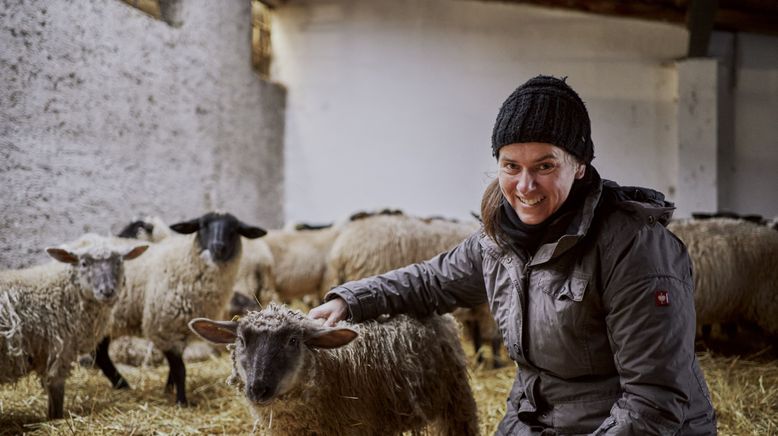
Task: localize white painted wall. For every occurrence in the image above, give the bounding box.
[274,0,686,223]
[728,33,778,218]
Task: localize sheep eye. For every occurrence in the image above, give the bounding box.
[288,336,298,347]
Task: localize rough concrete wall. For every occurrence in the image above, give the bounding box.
[0,0,285,269]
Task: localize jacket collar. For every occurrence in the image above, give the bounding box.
[528,167,604,266]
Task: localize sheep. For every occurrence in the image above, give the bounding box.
[0,234,148,419]
[113,215,340,307]
[234,236,276,305]
[102,290,261,369]
[320,213,503,366]
[101,215,266,370]
[189,304,479,436]
[94,212,266,405]
[258,224,341,305]
[115,215,172,242]
[667,218,778,342]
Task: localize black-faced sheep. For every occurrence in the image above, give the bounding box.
[94,212,266,405]
[189,304,478,436]
[0,234,148,419]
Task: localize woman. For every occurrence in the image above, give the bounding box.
[309,75,717,435]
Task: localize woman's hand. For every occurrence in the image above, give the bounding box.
[308,297,349,327]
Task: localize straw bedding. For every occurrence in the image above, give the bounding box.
[1,334,776,435]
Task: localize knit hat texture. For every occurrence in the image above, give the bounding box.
[491,75,594,163]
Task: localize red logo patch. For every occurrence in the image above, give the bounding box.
[655,290,670,306]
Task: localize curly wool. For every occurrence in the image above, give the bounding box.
[110,234,241,354]
[668,218,778,333]
[0,262,113,386]
[228,305,478,436]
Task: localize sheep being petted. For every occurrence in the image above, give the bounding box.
[667,218,778,338]
[189,304,479,436]
[95,212,266,405]
[320,213,503,365]
[0,234,148,419]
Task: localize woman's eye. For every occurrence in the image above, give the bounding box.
[503,163,520,173]
[537,163,555,173]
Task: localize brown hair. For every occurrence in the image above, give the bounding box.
[480,178,506,248]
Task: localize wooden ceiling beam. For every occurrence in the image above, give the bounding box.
[686,0,719,57]
[479,0,778,36]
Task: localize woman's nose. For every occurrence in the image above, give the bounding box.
[516,171,535,194]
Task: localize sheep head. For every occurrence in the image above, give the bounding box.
[46,234,148,303]
[189,304,357,404]
[169,212,266,263]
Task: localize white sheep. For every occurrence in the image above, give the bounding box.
[189,304,479,436]
[258,224,341,304]
[667,218,778,338]
[95,212,266,405]
[105,215,267,370]
[320,213,503,366]
[0,234,148,419]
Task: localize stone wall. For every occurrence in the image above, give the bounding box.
[0,0,285,269]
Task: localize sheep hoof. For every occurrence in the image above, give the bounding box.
[113,378,130,389]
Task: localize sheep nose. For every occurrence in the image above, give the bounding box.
[249,382,272,402]
[210,242,227,259]
[96,285,117,301]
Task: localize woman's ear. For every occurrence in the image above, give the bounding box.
[575,163,586,179]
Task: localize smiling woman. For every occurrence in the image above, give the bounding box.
[310,75,718,435]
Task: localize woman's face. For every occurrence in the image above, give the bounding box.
[498,142,585,225]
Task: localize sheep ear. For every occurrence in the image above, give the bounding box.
[122,245,149,260]
[46,247,78,264]
[238,221,267,239]
[170,218,201,234]
[188,318,238,344]
[304,327,358,349]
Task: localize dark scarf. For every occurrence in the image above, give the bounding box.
[499,168,595,255]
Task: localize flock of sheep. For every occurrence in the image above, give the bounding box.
[1,208,777,434]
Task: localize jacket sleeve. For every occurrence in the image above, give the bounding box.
[325,231,487,322]
[592,224,698,435]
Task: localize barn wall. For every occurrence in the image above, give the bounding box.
[274,0,685,223]
[0,0,285,269]
[274,0,778,223]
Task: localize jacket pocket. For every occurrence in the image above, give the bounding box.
[538,271,590,303]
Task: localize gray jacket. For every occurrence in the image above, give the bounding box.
[328,175,716,435]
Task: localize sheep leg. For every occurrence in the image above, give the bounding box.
[491,335,504,369]
[701,324,712,341]
[722,322,738,339]
[47,379,65,420]
[95,337,130,389]
[470,320,483,363]
[163,350,188,405]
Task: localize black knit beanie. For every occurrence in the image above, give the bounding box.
[491,75,594,164]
